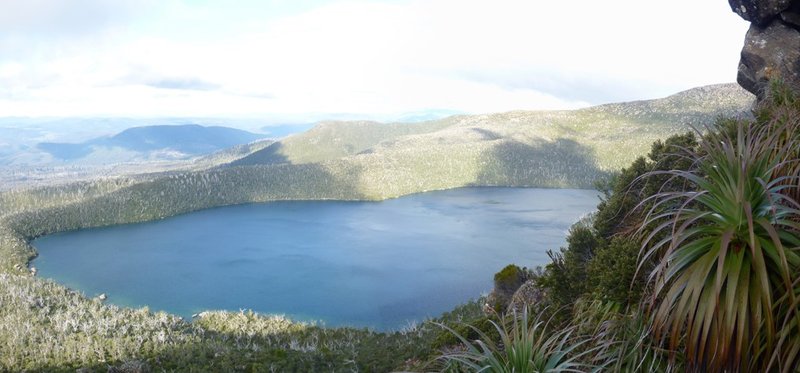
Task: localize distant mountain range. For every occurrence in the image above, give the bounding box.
[0,118,312,168]
[36,124,265,163]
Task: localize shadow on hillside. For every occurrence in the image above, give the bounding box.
[230,142,291,166]
[475,138,608,188]
[8,158,368,239]
[470,127,502,141]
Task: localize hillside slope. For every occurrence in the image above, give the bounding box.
[231,83,753,195]
[232,120,452,166]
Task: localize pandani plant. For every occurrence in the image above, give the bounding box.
[636,100,800,372]
[436,306,599,372]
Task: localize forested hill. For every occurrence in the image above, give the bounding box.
[229,83,753,194]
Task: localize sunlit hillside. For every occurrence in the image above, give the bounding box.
[233,83,753,196]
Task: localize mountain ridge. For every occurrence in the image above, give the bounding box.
[36,124,266,163]
[230,83,754,192]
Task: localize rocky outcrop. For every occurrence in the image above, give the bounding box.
[738,21,800,95]
[730,0,800,97]
[506,280,546,314]
[487,264,529,312]
[780,2,800,26]
[730,0,792,24]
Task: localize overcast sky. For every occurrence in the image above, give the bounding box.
[0,0,749,121]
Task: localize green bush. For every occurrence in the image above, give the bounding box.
[538,221,599,309]
[536,131,700,313]
[432,316,498,350]
[491,264,530,311]
[493,265,526,294]
[586,238,643,305]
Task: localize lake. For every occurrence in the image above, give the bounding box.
[32,187,598,330]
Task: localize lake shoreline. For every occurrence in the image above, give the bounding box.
[31,187,599,331]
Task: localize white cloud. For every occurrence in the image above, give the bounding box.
[0,0,150,36]
[0,0,750,119]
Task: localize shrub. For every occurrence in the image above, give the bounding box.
[586,238,643,305]
[537,220,599,310]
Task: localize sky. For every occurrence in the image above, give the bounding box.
[0,0,750,121]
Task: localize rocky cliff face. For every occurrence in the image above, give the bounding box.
[730,0,800,97]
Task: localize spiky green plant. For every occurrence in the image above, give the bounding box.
[436,307,597,372]
[758,80,800,207]
[637,121,800,371]
[572,300,675,372]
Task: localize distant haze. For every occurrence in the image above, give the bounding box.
[0,0,748,120]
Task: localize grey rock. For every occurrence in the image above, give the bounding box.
[738,20,800,97]
[729,0,792,25]
[780,2,800,27]
[506,280,546,314]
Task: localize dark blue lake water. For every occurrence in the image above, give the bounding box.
[33,187,598,330]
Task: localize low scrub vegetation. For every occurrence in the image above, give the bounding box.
[0,266,488,371]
